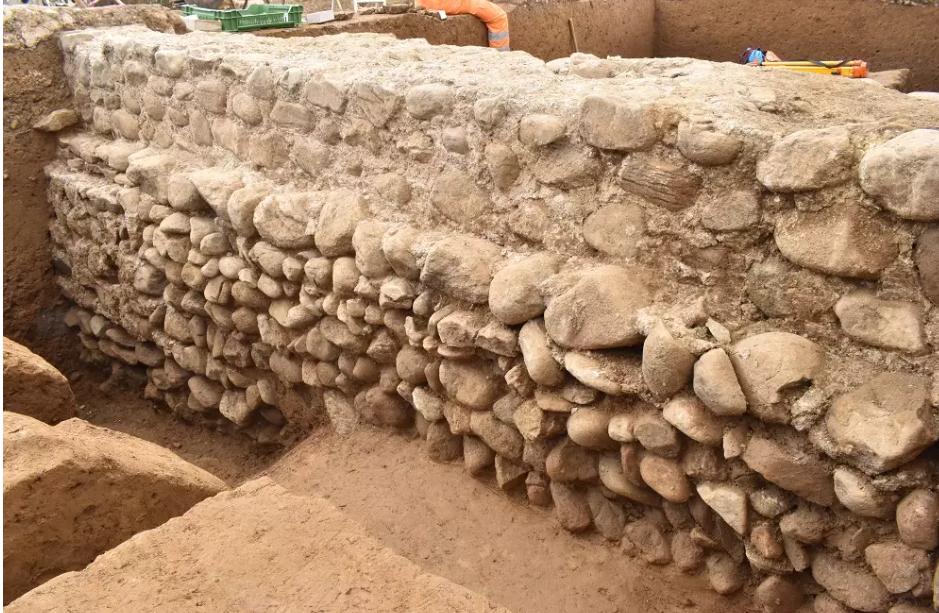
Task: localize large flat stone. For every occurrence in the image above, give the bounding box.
[728,332,824,421]
[544,266,651,350]
[826,373,937,474]
[811,551,893,613]
[741,432,835,506]
[914,226,939,305]
[859,129,939,221]
[6,478,513,613]
[834,291,925,353]
[773,204,897,280]
[420,235,502,305]
[757,127,855,192]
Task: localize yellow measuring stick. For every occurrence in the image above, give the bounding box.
[759,60,869,78]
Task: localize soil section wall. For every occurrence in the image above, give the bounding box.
[506,0,655,61]
[655,0,939,91]
[258,12,489,47]
[262,0,935,88]
[261,0,656,63]
[2,40,69,360]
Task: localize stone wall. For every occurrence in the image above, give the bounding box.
[51,26,939,612]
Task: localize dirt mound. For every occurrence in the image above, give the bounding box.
[6,477,514,613]
[3,413,227,603]
[3,337,76,424]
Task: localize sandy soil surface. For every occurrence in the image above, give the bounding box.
[265,427,758,613]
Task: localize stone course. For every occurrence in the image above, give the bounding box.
[47,27,939,613]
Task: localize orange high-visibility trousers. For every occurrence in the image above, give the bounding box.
[419,0,510,51]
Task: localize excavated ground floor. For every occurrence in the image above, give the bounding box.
[55,371,754,613]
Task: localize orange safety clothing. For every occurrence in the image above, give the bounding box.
[419,0,509,51]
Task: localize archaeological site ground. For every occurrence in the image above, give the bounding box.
[2,1,938,611]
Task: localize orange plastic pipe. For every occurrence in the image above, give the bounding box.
[419,0,510,51]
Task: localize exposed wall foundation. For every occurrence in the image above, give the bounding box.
[45,25,939,611]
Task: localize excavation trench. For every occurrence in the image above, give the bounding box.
[2,3,938,612]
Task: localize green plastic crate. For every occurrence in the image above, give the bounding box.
[182,4,302,32]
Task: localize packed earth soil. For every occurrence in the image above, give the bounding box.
[5,477,515,613]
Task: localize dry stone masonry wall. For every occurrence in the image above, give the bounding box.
[50,26,939,612]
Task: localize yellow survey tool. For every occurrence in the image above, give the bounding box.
[759,59,869,78]
[740,49,870,78]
